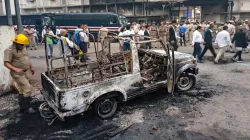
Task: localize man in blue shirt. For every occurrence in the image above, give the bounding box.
[179,22,187,46]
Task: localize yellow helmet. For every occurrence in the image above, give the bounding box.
[12,34,29,45]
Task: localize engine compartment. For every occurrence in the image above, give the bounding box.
[138,49,168,84]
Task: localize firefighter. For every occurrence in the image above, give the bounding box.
[150,21,159,48]
[98,24,109,50]
[159,22,167,45]
[4,34,36,114]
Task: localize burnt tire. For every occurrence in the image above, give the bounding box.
[93,95,118,119]
[175,74,196,92]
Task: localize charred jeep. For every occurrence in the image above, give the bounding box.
[39,34,198,125]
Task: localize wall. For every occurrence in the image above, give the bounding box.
[2,0,16,15]
[237,0,250,12]
[0,26,15,93]
[203,4,226,22]
[0,0,3,15]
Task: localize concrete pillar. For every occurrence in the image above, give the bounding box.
[0,26,16,93]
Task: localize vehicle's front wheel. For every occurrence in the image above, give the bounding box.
[93,96,118,119]
[175,74,196,91]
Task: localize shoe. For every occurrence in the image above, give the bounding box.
[34,48,37,50]
[214,61,218,64]
[231,57,237,62]
[237,59,243,63]
[198,60,204,63]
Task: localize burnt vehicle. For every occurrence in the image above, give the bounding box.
[39,34,198,125]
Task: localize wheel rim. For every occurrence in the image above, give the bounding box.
[177,76,193,91]
[98,99,115,114]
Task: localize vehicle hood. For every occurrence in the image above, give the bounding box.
[151,49,194,63]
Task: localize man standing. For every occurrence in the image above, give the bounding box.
[227,20,236,52]
[231,29,248,62]
[192,26,204,63]
[4,34,36,113]
[24,26,36,50]
[41,26,47,44]
[214,26,232,64]
[33,28,39,45]
[98,24,109,50]
[179,22,187,46]
[85,24,90,48]
[199,25,217,60]
[75,24,89,62]
[186,21,192,42]
[56,26,61,36]
[150,21,159,48]
[169,20,179,51]
[243,19,249,31]
[159,22,167,45]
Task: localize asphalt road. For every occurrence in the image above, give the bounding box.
[0,43,250,140]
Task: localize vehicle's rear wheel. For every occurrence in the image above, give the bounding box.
[175,74,196,91]
[93,96,118,119]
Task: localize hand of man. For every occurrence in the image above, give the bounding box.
[15,68,24,75]
[30,69,35,75]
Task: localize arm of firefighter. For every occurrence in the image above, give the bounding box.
[4,62,23,74]
[3,50,22,74]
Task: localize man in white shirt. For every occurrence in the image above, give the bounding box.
[56,26,61,36]
[214,26,232,63]
[33,29,38,45]
[192,26,204,63]
[41,26,47,44]
[23,26,36,50]
[122,25,132,51]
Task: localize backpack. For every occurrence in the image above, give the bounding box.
[74,31,81,46]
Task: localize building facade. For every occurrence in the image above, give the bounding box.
[1,0,232,22]
[231,0,250,20]
[0,0,3,15]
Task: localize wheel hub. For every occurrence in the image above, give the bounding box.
[179,77,190,88]
[99,99,113,114]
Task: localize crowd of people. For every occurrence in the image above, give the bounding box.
[21,19,250,64]
[118,19,250,63]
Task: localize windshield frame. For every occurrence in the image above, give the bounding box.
[42,16,55,26]
[119,16,128,26]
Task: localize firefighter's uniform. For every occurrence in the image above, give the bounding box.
[4,34,34,112]
[150,24,159,48]
[159,23,167,45]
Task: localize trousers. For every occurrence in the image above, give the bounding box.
[46,44,54,57]
[200,43,217,59]
[193,42,202,60]
[233,47,243,60]
[179,33,186,46]
[10,70,32,97]
[215,46,227,63]
[10,70,33,111]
